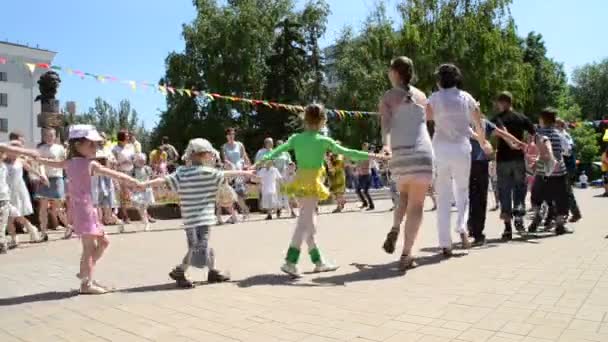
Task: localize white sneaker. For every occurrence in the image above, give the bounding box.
[281,263,301,278]
[28,226,41,242]
[313,263,339,273]
[118,224,126,234]
[143,222,150,232]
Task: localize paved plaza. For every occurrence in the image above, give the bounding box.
[1,189,608,342]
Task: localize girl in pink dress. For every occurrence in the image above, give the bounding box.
[38,125,142,295]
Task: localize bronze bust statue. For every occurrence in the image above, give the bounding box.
[35,71,61,103]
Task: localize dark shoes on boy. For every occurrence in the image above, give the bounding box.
[169,267,230,288]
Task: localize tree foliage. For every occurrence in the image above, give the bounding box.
[572,58,608,120]
[570,124,600,164]
[68,98,149,150]
[154,0,586,151]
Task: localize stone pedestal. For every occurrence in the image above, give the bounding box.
[36,99,65,140]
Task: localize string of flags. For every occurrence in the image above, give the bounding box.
[0,56,380,119]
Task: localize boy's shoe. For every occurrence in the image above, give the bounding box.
[472,236,486,247]
[513,217,525,234]
[41,232,49,242]
[568,214,582,223]
[207,269,230,283]
[501,231,513,242]
[555,225,570,236]
[281,263,301,278]
[265,214,273,220]
[0,243,8,254]
[169,268,194,288]
[143,223,151,232]
[80,281,108,295]
[313,263,339,273]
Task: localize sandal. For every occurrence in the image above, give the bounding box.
[460,233,471,250]
[399,254,417,271]
[382,229,399,254]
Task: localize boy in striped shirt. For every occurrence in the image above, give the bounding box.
[146,138,253,288]
[527,108,570,235]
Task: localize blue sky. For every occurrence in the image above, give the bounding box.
[2,0,606,129]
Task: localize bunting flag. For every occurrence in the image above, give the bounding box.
[2,54,381,119]
[25,63,36,74]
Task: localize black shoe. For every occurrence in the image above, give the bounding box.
[265,214,273,220]
[472,236,486,247]
[277,210,282,218]
[41,233,49,242]
[555,226,570,236]
[207,269,230,283]
[543,219,555,231]
[490,206,499,212]
[501,232,513,242]
[169,268,194,288]
[568,214,582,223]
[359,203,368,209]
[382,230,399,254]
[366,206,375,211]
[527,223,538,234]
[514,217,525,234]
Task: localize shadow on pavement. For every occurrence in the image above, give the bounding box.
[236,274,323,288]
[0,290,79,307]
[310,254,464,286]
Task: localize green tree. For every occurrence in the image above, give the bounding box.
[68,98,149,150]
[300,0,331,102]
[570,124,600,164]
[572,58,608,120]
[521,32,567,118]
[153,0,294,154]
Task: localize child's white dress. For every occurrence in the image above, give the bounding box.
[258,167,282,210]
[131,166,155,207]
[5,160,33,217]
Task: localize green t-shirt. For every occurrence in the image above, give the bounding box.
[264,131,369,169]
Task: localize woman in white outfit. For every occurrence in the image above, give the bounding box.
[427,64,482,256]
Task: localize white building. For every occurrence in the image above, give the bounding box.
[0,41,56,146]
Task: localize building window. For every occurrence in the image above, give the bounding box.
[0,72,6,82]
[0,93,7,106]
[0,118,7,133]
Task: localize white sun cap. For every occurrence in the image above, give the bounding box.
[68,124,103,142]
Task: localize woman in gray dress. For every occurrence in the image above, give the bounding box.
[380,56,434,270]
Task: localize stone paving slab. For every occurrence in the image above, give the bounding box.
[1,189,608,341]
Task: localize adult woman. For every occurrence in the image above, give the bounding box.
[221,127,252,218]
[36,128,71,241]
[427,64,482,255]
[380,56,434,270]
[112,130,135,225]
[327,152,346,213]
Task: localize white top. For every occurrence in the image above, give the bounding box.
[429,87,477,146]
[258,167,282,195]
[38,143,66,178]
[0,163,9,202]
[112,144,135,172]
[560,131,574,157]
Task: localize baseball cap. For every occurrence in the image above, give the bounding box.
[68,124,103,142]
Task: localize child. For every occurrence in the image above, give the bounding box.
[601,147,608,197]
[145,138,253,288]
[131,153,156,232]
[257,160,283,220]
[527,109,570,235]
[283,162,299,216]
[0,143,40,254]
[5,140,45,246]
[91,150,123,230]
[38,124,143,294]
[260,104,387,278]
[216,164,239,225]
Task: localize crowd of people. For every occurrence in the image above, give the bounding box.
[1,55,607,295]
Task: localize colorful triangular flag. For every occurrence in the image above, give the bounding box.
[25,62,36,73]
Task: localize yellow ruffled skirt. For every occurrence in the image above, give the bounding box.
[282,168,330,200]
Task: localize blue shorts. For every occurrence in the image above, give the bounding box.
[35,177,66,200]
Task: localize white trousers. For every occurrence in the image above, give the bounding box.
[290,197,318,250]
[434,142,471,248]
